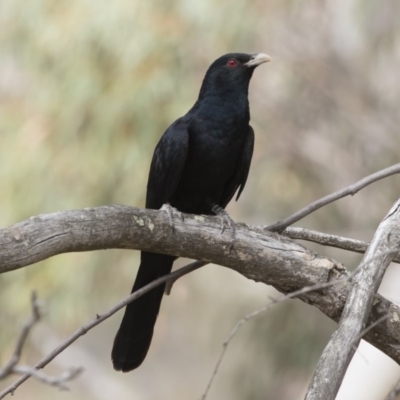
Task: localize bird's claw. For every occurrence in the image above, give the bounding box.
[212,204,236,249]
[161,203,184,232]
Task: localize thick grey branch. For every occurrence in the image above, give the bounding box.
[305,198,400,400]
[0,205,335,288]
[1,205,400,376]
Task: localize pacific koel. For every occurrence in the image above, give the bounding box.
[112,52,271,372]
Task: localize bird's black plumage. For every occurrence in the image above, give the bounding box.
[112,52,270,372]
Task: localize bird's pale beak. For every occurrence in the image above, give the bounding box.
[244,53,271,67]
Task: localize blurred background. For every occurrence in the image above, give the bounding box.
[1,0,400,399]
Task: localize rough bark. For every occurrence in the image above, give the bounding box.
[1,204,400,365]
[305,199,400,400]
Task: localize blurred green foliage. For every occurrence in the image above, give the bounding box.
[1,0,400,399]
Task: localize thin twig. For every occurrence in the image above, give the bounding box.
[282,227,367,253]
[12,365,83,391]
[200,249,398,400]
[0,260,205,399]
[265,163,400,232]
[0,292,83,394]
[165,261,207,295]
[201,273,351,399]
[0,292,41,380]
[349,313,391,360]
[353,313,390,345]
[282,227,400,264]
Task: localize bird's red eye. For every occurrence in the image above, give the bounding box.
[227,58,238,68]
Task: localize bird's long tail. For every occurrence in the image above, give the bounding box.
[112,252,175,372]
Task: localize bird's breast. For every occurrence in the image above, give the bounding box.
[170,122,247,213]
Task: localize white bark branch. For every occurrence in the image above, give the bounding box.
[202,270,358,400]
[305,198,400,400]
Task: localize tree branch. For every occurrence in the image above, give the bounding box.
[0,205,339,288]
[0,260,204,399]
[202,252,395,400]
[201,270,356,400]
[12,365,82,391]
[1,205,400,396]
[0,292,83,396]
[305,198,400,400]
[282,227,400,264]
[283,227,369,254]
[0,292,41,380]
[265,163,400,232]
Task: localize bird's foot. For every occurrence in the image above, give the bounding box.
[211,204,236,249]
[161,203,184,232]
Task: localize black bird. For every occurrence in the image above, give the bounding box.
[112,52,270,372]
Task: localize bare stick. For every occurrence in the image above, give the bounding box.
[0,292,83,394]
[12,365,83,391]
[265,163,400,232]
[283,227,400,264]
[352,313,390,345]
[305,198,400,400]
[0,260,205,399]
[0,292,40,379]
[200,284,339,399]
[165,261,206,295]
[201,250,397,400]
[282,227,368,253]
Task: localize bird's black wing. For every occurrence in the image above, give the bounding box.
[220,125,255,208]
[112,119,189,372]
[145,119,189,209]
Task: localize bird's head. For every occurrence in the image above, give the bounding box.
[199,53,271,99]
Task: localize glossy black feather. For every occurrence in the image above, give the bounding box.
[112,52,267,372]
[145,120,189,209]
